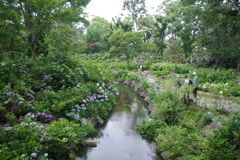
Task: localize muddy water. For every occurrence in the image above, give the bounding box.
[77,84,162,160]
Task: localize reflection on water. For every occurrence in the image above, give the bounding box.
[77,84,162,160]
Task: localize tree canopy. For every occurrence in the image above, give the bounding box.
[0,0,89,60]
[0,0,239,68]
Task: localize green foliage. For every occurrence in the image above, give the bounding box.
[178,109,203,129]
[199,113,240,159]
[108,29,143,69]
[196,68,237,83]
[0,50,117,159]
[196,68,239,96]
[85,17,112,53]
[45,118,94,159]
[155,125,197,157]
[141,81,151,90]
[150,88,184,125]
[0,124,44,160]
[135,120,164,139]
[150,63,193,77]
[200,113,214,127]
[0,118,95,160]
[123,0,147,31]
[1,0,90,60]
[5,113,16,125]
[163,39,185,63]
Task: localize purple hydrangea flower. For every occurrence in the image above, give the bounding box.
[41,83,46,87]
[4,124,10,127]
[221,115,226,118]
[7,92,13,96]
[44,76,49,81]
[29,104,33,108]
[27,94,35,100]
[31,153,37,158]
[44,76,53,82]
[4,98,12,104]
[29,90,35,94]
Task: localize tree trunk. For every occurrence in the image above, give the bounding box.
[31,42,36,60]
[31,33,37,60]
[9,38,14,51]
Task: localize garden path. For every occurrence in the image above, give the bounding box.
[146,74,240,109]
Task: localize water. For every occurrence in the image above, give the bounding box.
[77,84,162,160]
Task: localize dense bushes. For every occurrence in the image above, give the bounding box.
[0,52,117,159]
[134,77,240,159]
[110,62,240,159]
[147,62,239,96]
[150,63,193,77]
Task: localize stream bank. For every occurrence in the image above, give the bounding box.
[77,83,162,160]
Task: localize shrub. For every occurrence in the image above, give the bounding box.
[135,120,164,139]
[150,63,193,77]
[0,123,44,160]
[155,125,197,158]
[44,118,94,159]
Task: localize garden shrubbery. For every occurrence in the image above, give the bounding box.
[196,68,239,96]
[149,63,193,77]
[0,52,117,159]
[147,62,240,96]
[110,61,240,159]
[133,77,240,160]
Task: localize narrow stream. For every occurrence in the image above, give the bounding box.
[77,84,162,160]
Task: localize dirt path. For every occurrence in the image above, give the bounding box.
[146,73,239,109]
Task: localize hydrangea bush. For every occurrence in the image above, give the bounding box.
[0,53,117,159]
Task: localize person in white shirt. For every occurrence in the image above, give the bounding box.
[184,75,190,85]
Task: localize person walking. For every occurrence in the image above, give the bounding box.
[184,75,190,98]
[175,75,181,88]
[193,72,198,97]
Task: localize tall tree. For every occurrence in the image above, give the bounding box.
[123,0,147,32]
[181,0,240,67]
[108,29,143,68]
[1,0,89,60]
[85,17,112,53]
[0,0,24,54]
[111,16,133,32]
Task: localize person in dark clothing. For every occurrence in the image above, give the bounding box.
[193,72,198,97]
[175,75,181,88]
